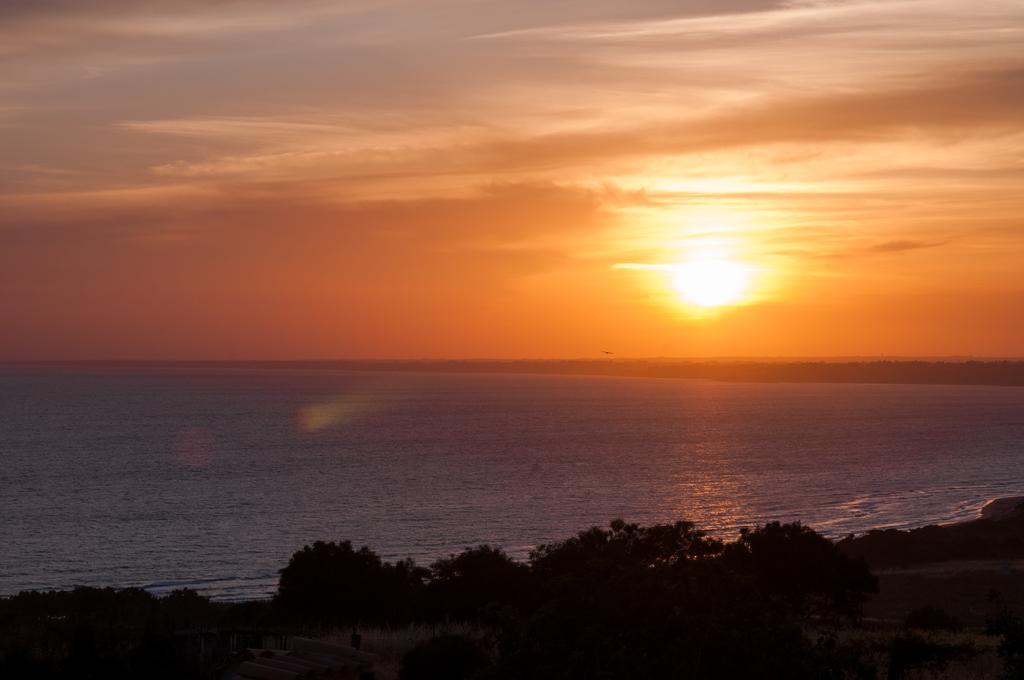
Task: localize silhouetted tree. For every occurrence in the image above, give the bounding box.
[427,546,531,621]
[0,587,203,679]
[529,519,722,580]
[726,521,877,620]
[275,540,427,626]
[486,520,871,679]
[0,519,889,679]
[161,588,212,629]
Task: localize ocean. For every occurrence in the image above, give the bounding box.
[2,365,1022,601]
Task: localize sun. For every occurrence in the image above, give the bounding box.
[672,257,752,308]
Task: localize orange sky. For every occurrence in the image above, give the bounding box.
[2,0,1022,359]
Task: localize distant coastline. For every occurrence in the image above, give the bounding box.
[839,495,1024,571]
[11,358,1024,386]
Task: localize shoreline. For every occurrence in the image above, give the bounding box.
[843,494,1024,576]
[977,496,1024,521]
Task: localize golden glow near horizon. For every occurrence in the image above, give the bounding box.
[1,0,1023,358]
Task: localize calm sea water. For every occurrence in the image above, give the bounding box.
[1,365,1022,601]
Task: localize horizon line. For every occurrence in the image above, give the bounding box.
[5,355,1024,364]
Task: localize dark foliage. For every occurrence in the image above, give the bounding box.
[425,545,531,621]
[2,520,885,679]
[885,633,975,680]
[488,520,876,680]
[904,605,961,632]
[215,598,274,628]
[988,611,1024,679]
[0,587,209,679]
[529,519,723,578]
[400,634,490,680]
[275,540,429,626]
[726,522,878,620]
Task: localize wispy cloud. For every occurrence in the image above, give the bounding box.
[862,240,948,255]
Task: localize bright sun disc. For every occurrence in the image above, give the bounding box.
[672,258,751,308]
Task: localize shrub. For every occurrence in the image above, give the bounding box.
[400,635,489,680]
[904,605,960,632]
[886,633,975,680]
[987,611,1024,679]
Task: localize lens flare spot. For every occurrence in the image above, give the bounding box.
[298,399,364,432]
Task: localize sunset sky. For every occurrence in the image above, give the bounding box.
[2,0,1022,359]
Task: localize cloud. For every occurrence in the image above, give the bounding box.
[0,0,787,62]
[0,0,224,20]
[471,69,1024,173]
[3,0,1020,203]
[0,0,784,27]
[862,240,947,255]
[0,0,365,62]
[484,0,1023,54]
[0,181,610,253]
[68,68,1020,195]
[768,237,952,261]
